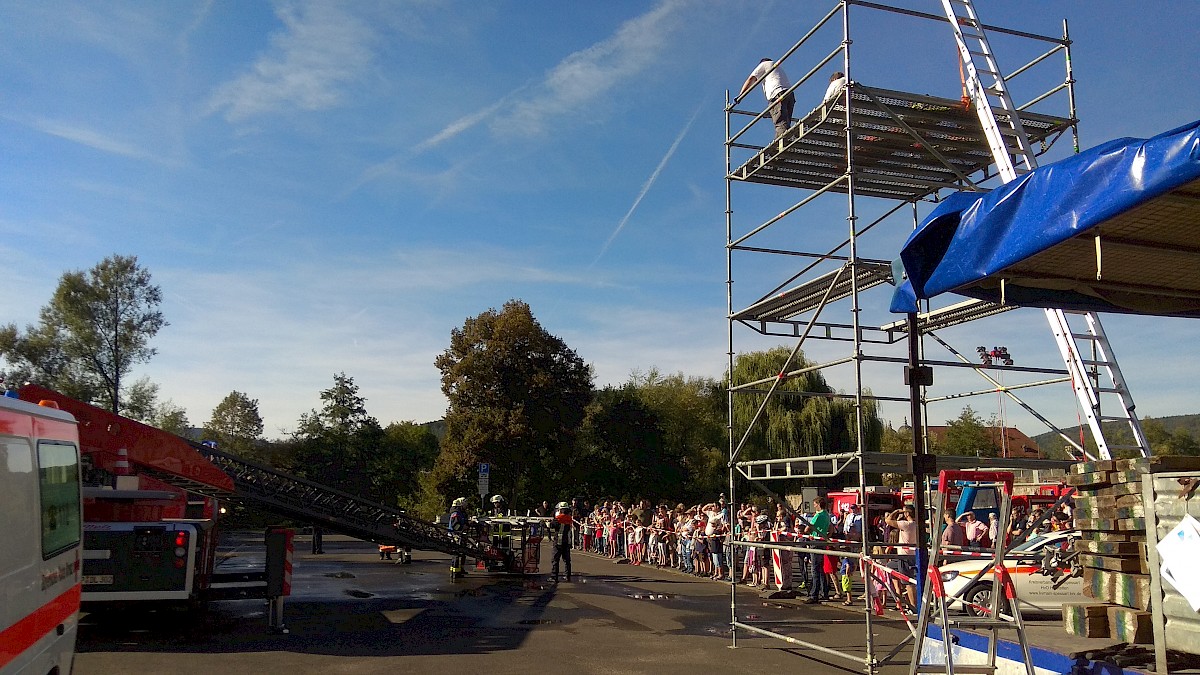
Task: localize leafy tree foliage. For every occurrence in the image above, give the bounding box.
[121,376,162,423]
[383,421,440,508]
[729,346,883,460]
[627,369,726,502]
[0,254,165,412]
[286,373,390,504]
[939,406,995,457]
[879,422,914,487]
[154,401,191,437]
[205,391,266,461]
[1143,418,1200,456]
[575,385,675,501]
[423,300,592,515]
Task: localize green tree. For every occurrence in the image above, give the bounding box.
[1144,418,1200,457]
[423,300,593,515]
[154,401,191,437]
[575,385,676,501]
[0,254,165,412]
[729,346,883,460]
[940,406,994,457]
[205,391,265,461]
[879,422,914,487]
[120,376,162,423]
[382,421,440,508]
[287,373,389,504]
[627,369,726,502]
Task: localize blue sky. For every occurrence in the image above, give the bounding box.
[2,1,1197,440]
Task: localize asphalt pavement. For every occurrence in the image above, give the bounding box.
[74,533,919,675]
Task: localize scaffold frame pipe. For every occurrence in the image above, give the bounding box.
[723,2,1082,671]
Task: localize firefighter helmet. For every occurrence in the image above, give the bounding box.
[490,494,505,504]
[555,501,569,510]
[452,497,466,507]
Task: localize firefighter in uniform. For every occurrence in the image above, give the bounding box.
[550,501,573,582]
[448,497,469,578]
[488,494,512,569]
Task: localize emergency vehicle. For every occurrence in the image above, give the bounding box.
[0,392,82,675]
[17,384,506,612]
[20,384,235,607]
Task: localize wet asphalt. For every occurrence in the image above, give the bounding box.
[73,532,918,675]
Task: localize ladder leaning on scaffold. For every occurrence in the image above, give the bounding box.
[938,0,1150,462]
[909,470,1033,675]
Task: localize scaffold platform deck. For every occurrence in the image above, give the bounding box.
[729,85,1074,201]
[734,450,1074,482]
[732,260,894,324]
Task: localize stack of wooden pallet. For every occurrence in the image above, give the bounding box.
[1059,456,1188,644]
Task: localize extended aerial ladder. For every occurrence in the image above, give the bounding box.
[188,442,501,562]
[22,384,502,567]
[939,0,1150,461]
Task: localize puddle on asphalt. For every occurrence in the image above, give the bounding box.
[324,571,356,579]
[455,587,486,598]
[627,593,675,600]
[343,589,373,598]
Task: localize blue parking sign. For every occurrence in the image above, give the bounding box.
[479,463,490,478]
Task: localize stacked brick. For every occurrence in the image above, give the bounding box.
[1059,456,1191,644]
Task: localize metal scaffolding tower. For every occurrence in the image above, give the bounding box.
[722,2,1096,671]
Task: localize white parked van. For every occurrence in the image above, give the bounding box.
[0,393,82,675]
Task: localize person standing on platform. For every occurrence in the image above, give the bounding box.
[738,58,795,138]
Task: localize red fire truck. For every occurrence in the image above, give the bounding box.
[20,384,235,606]
[0,392,82,674]
[17,384,508,613]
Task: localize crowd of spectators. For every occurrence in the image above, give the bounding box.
[553,488,1075,612]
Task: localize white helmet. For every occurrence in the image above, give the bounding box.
[555,501,569,510]
[490,494,505,504]
[452,497,466,507]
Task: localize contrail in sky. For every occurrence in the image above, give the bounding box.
[593,99,705,266]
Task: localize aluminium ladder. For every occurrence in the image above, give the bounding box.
[940,0,1150,461]
[909,470,1034,675]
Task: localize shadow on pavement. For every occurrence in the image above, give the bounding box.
[77,576,562,658]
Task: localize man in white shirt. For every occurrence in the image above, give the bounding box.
[824,71,847,104]
[739,58,795,137]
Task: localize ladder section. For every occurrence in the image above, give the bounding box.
[185,442,502,561]
[1045,309,1151,459]
[940,0,1035,181]
[910,470,1034,675]
[942,0,1149,461]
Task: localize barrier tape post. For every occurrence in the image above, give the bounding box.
[767,530,797,599]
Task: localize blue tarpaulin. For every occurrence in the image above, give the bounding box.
[891,119,1200,317]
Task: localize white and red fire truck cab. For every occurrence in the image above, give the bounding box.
[0,392,82,675]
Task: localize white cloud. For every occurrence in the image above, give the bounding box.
[26,117,167,164]
[139,243,619,432]
[208,1,375,121]
[594,99,704,264]
[414,0,689,151]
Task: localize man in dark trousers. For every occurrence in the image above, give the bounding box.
[550,501,573,583]
[448,497,469,578]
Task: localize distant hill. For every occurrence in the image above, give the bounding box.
[422,419,446,442]
[1032,413,1200,457]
